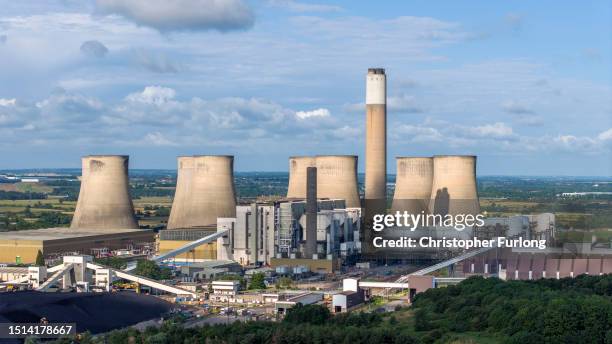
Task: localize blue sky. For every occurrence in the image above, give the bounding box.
[0,0,610,175]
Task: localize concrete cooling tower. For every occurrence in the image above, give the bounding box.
[315,155,361,208]
[71,155,139,230]
[364,68,387,203]
[286,156,316,199]
[167,155,236,229]
[428,155,480,216]
[391,157,433,215]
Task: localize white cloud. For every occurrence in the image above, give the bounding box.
[392,124,443,143]
[295,108,330,119]
[0,98,16,106]
[468,122,514,139]
[597,128,612,141]
[125,86,176,105]
[94,0,255,32]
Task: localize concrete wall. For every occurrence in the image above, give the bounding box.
[71,155,139,229]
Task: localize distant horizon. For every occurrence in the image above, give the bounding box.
[1,168,611,179]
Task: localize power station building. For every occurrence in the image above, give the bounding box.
[216,199,361,273]
[0,155,154,264]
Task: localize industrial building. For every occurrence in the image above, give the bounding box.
[217,198,361,273]
[474,213,556,243]
[0,227,154,264]
[332,278,366,313]
[0,155,153,264]
[157,228,218,262]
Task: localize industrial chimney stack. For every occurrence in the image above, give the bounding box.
[71,155,139,230]
[305,167,318,259]
[167,155,237,229]
[365,68,387,204]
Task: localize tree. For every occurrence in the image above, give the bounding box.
[134,260,173,280]
[249,273,266,290]
[35,250,45,266]
[284,304,330,325]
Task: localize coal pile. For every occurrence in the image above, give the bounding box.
[0,291,172,334]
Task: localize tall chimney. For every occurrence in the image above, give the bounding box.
[71,155,138,229]
[305,166,317,259]
[365,68,387,205]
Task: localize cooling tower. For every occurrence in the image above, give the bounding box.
[364,68,387,203]
[286,156,316,199]
[167,155,236,229]
[391,157,433,214]
[71,155,139,230]
[428,155,480,216]
[315,155,360,208]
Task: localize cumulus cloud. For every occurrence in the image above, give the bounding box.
[0,86,357,149]
[125,86,176,105]
[467,122,515,139]
[0,98,16,106]
[598,128,612,141]
[94,0,255,32]
[80,40,108,58]
[393,124,443,143]
[295,108,330,119]
[268,0,341,12]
